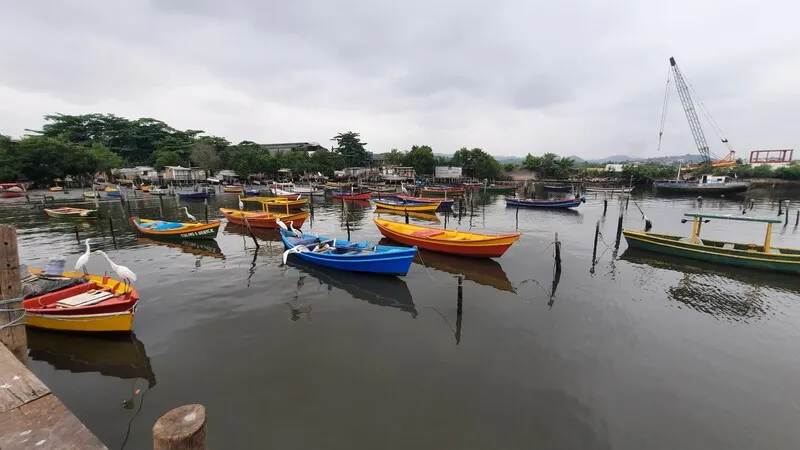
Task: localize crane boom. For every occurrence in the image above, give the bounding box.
[669,57,712,163]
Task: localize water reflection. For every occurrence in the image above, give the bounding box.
[223,223,282,243]
[400,243,514,293]
[620,248,799,321]
[27,329,156,387]
[137,238,224,259]
[287,259,417,317]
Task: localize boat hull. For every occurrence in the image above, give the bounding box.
[44,208,98,219]
[131,217,220,240]
[220,208,309,229]
[373,200,440,212]
[390,195,455,208]
[505,198,583,208]
[482,186,517,194]
[420,188,465,197]
[373,218,520,258]
[622,230,800,274]
[177,192,212,199]
[26,311,135,333]
[280,232,416,276]
[653,182,749,194]
[543,185,573,193]
[331,191,371,200]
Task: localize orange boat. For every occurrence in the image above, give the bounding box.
[373,217,521,258]
[240,196,308,212]
[219,208,309,229]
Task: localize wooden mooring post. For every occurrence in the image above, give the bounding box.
[603,199,608,216]
[74,225,81,244]
[153,404,207,450]
[0,225,26,364]
[108,216,117,248]
[615,203,624,247]
[796,210,799,227]
[554,232,562,272]
[456,274,463,315]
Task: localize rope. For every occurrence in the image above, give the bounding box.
[414,250,459,288]
[0,314,26,330]
[0,297,23,306]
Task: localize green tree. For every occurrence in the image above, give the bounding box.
[88,142,123,178]
[153,150,184,171]
[384,149,406,166]
[504,163,515,172]
[332,132,370,167]
[190,143,222,177]
[403,145,436,175]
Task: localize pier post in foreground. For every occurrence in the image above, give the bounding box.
[153,404,207,450]
[456,274,463,315]
[554,232,562,272]
[0,225,27,364]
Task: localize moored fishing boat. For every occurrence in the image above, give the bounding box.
[373,218,521,258]
[374,208,441,224]
[269,187,301,200]
[623,212,800,274]
[505,196,585,209]
[584,186,634,194]
[83,191,101,198]
[149,187,168,195]
[653,176,749,194]
[0,184,24,198]
[130,217,221,240]
[330,190,371,200]
[373,199,441,212]
[105,186,121,197]
[391,194,455,209]
[420,186,465,197]
[241,196,308,212]
[49,186,64,192]
[44,207,98,219]
[219,208,309,229]
[176,191,212,200]
[280,226,417,276]
[223,185,244,193]
[481,185,517,194]
[22,269,138,333]
[544,185,574,193]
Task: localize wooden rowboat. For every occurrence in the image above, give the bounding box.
[505,197,584,208]
[177,191,212,200]
[373,199,441,212]
[49,186,64,192]
[623,212,800,275]
[222,185,244,193]
[420,187,465,198]
[83,191,101,198]
[331,191,371,200]
[584,186,634,194]
[241,196,308,212]
[373,218,521,258]
[44,207,98,219]
[23,270,138,333]
[390,194,455,209]
[280,229,417,276]
[105,187,121,197]
[130,217,221,240]
[544,185,573,193]
[219,208,309,229]
[481,185,517,194]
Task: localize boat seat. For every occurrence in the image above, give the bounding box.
[678,237,704,245]
[723,243,735,249]
[294,237,319,247]
[153,222,183,231]
[411,229,444,238]
[768,248,781,254]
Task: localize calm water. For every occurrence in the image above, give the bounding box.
[2,187,800,450]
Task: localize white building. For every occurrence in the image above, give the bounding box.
[115,166,158,181]
[604,164,624,173]
[164,166,205,181]
[435,166,462,178]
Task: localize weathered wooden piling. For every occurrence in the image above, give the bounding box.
[778,199,783,216]
[603,199,608,215]
[592,220,599,263]
[108,217,117,248]
[515,201,519,230]
[615,204,624,246]
[785,202,789,226]
[0,225,26,364]
[554,232,562,271]
[796,210,799,227]
[153,404,207,450]
[239,213,260,248]
[204,200,209,224]
[74,225,80,244]
[456,274,463,314]
[346,220,351,241]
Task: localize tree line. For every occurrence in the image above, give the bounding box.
[0,113,512,184]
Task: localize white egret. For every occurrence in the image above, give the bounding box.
[94,250,137,291]
[182,207,197,222]
[288,221,302,238]
[282,245,309,265]
[275,217,288,231]
[238,197,244,210]
[74,239,92,274]
[401,185,409,195]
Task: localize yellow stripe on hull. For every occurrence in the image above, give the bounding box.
[26,312,135,333]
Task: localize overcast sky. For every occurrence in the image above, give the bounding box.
[1,0,798,159]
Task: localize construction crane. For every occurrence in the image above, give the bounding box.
[658,56,736,167]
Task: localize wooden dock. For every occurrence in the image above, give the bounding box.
[0,343,107,449]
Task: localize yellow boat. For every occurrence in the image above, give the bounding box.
[23,270,138,333]
[49,186,64,192]
[241,196,308,212]
[140,185,151,192]
[373,199,441,212]
[374,217,521,258]
[374,208,441,224]
[83,191,101,198]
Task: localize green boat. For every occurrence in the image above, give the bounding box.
[481,185,517,194]
[623,213,800,274]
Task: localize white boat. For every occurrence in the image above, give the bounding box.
[584,186,635,194]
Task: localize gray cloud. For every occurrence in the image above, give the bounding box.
[1,0,799,158]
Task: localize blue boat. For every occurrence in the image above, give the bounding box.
[177,191,212,200]
[279,229,417,276]
[505,196,585,208]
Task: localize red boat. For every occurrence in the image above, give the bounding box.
[0,183,24,198]
[330,191,371,200]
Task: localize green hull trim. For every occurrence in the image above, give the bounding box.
[623,231,800,275]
